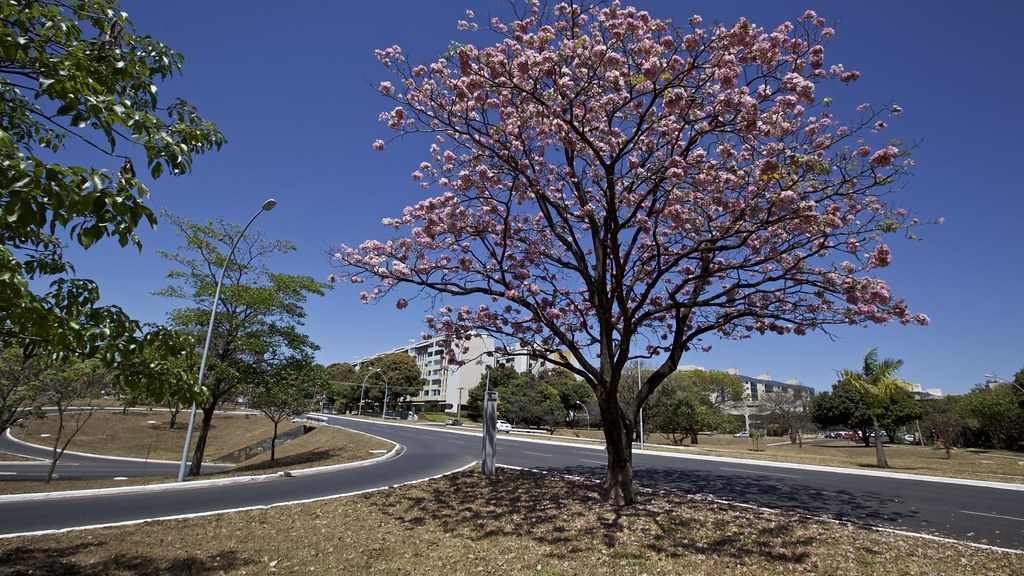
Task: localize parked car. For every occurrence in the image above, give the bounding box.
[496,419,513,433]
[443,418,461,426]
[903,433,916,442]
[733,430,749,438]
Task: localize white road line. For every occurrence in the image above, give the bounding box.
[720,466,800,478]
[958,510,1024,523]
[523,451,552,457]
[580,459,605,464]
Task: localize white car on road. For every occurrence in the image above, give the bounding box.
[496,420,513,433]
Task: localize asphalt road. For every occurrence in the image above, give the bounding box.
[2,416,1023,551]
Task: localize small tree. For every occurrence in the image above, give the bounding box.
[333,4,930,504]
[247,357,323,461]
[648,370,738,444]
[837,348,910,468]
[36,358,109,483]
[750,427,767,452]
[156,213,329,477]
[921,395,969,458]
[762,390,813,447]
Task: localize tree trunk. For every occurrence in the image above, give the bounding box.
[187,405,216,477]
[270,420,279,461]
[872,420,888,468]
[599,396,635,505]
[689,431,699,445]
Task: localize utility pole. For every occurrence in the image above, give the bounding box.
[457,387,464,419]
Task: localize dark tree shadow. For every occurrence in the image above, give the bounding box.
[0,543,252,575]
[534,463,922,528]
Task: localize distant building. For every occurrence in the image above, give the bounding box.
[353,333,572,414]
[907,382,943,399]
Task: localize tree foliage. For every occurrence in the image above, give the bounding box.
[0,0,224,361]
[466,365,572,429]
[647,369,739,444]
[835,348,912,467]
[920,395,969,458]
[760,390,813,446]
[358,353,426,412]
[0,347,45,433]
[246,356,324,461]
[331,3,930,504]
[156,213,329,476]
[34,357,110,482]
[325,362,360,412]
[959,384,1024,451]
[812,373,920,442]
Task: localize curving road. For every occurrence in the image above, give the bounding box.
[2,416,1024,551]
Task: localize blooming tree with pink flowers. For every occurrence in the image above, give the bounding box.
[331,2,931,504]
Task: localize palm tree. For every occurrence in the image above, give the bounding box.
[837,348,909,468]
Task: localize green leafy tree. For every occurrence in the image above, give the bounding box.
[0,0,224,361]
[246,356,324,461]
[108,324,197,429]
[921,395,970,458]
[502,374,564,431]
[536,367,594,426]
[325,362,360,412]
[360,353,425,412]
[647,370,738,444]
[1013,367,1024,411]
[466,364,523,418]
[960,384,1024,451]
[836,348,911,468]
[0,347,44,433]
[812,377,920,445]
[155,213,329,477]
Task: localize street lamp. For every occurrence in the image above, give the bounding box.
[380,372,390,422]
[177,198,277,482]
[358,368,382,416]
[575,400,590,432]
[985,373,1023,393]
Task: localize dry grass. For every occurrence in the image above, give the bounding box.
[639,434,1024,485]
[1,469,1022,575]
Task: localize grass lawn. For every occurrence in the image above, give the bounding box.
[2,411,1023,574]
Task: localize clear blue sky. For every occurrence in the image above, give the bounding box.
[71,1,1022,396]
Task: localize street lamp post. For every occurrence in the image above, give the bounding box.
[985,373,1023,393]
[177,199,277,482]
[575,400,590,432]
[380,373,390,422]
[358,368,382,416]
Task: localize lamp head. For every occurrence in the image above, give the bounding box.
[261,199,277,211]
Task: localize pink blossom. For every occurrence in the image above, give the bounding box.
[373,139,385,151]
[396,298,408,309]
[869,146,898,167]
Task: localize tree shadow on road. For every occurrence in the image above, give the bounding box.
[534,463,921,528]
